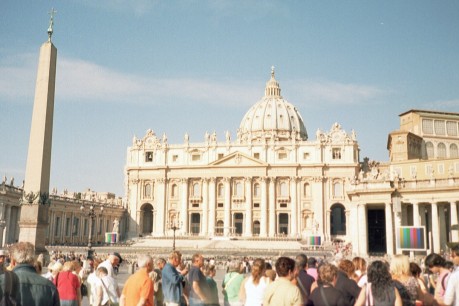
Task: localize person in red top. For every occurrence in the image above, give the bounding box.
[54,260,81,306]
[120,254,155,306]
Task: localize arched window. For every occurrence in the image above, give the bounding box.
[216,220,224,235]
[438,143,446,158]
[144,183,152,198]
[426,142,434,159]
[330,204,346,235]
[218,184,224,197]
[333,182,342,197]
[234,182,243,196]
[303,183,310,197]
[253,184,260,197]
[280,182,288,197]
[253,221,260,235]
[451,144,459,158]
[171,184,178,198]
[192,183,200,196]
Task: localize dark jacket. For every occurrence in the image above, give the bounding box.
[0,264,60,306]
[334,270,360,306]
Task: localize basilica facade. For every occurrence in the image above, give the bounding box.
[125,70,360,242]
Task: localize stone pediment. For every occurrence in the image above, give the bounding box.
[209,152,267,167]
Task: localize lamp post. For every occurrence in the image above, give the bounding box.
[80,203,104,259]
[167,221,182,251]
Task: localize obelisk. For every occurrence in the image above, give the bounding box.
[18,9,58,253]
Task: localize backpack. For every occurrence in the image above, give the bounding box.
[0,270,21,306]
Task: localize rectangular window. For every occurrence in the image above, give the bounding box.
[422,119,433,134]
[410,166,417,178]
[253,203,260,208]
[217,203,223,208]
[303,152,310,160]
[434,120,446,135]
[446,121,458,136]
[426,164,433,176]
[280,203,287,208]
[192,154,201,161]
[65,217,71,236]
[278,152,287,160]
[172,155,178,162]
[254,153,260,159]
[218,153,224,159]
[192,203,199,208]
[84,219,88,236]
[55,217,61,236]
[73,217,79,235]
[145,152,153,162]
[438,164,444,174]
[332,148,341,159]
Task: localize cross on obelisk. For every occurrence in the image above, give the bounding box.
[18,10,58,253]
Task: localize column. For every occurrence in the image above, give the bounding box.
[180,179,188,234]
[268,177,276,237]
[357,204,368,256]
[431,202,440,253]
[208,178,216,236]
[244,177,252,237]
[223,178,231,236]
[155,178,166,236]
[451,201,458,242]
[385,202,394,256]
[201,178,208,236]
[0,203,6,247]
[412,201,420,227]
[260,177,268,237]
[290,177,298,237]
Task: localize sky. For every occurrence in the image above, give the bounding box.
[1,1,458,197]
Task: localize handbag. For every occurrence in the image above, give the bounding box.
[80,283,88,297]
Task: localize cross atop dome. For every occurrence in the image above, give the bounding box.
[265,66,281,98]
[47,8,57,42]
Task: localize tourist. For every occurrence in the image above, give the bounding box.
[263,256,303,306]
[99,252,123,278]
[354,260,402,306]
[54,260,82,306]
[307,262,345,306]
[352,257,367,287]
[444,245,459,306]
[426,253,452,305]
[239,258,269,306]
[87,258,102,306]
[294,254,315,303]
[152,257,166,306]
[307,257,318,281]
[162,250,188,306]
[120,254,155,306]
[335,259,361,306]
[222,259,244,306]
[188,253,211,306]
[6,242,60,305]
[94,266,120,306]
[264,262,276,282]
[203,264,219,306]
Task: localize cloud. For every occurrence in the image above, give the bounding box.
[288,79,387,106]
[0,52,387,109]
[430,99,459,108]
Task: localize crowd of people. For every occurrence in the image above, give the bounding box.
[2,242,459,306]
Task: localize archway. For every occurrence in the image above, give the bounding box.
[278,213,289,235]
[234,213,243,235]
[190,213,201,235]
[141,203,154,235]
[330,203,346,236]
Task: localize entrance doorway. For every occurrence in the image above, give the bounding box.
[278,213,289,235]
[190,213,201,235]
[234,213,243,235]
[141,204,154,235]
[367,209,386,254]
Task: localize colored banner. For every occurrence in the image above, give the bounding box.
[309,236,321,246]
[397,227,425,250]
[105,232,118,243]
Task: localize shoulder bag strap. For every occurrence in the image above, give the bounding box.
[319,286,331,306]
[296,277,308,299]
[100,278,112,305]
[223,273,238,289]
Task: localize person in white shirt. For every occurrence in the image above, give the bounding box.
[95,266,120,306]
[443,246,459,306]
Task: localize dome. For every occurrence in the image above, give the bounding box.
[238,68,308,143]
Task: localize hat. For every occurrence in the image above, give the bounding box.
[110,252,123,264]
[0,250,7,257]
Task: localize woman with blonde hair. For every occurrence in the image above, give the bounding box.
[390,254,435,306]
[239,258,270,306]
[352,257,367,287]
